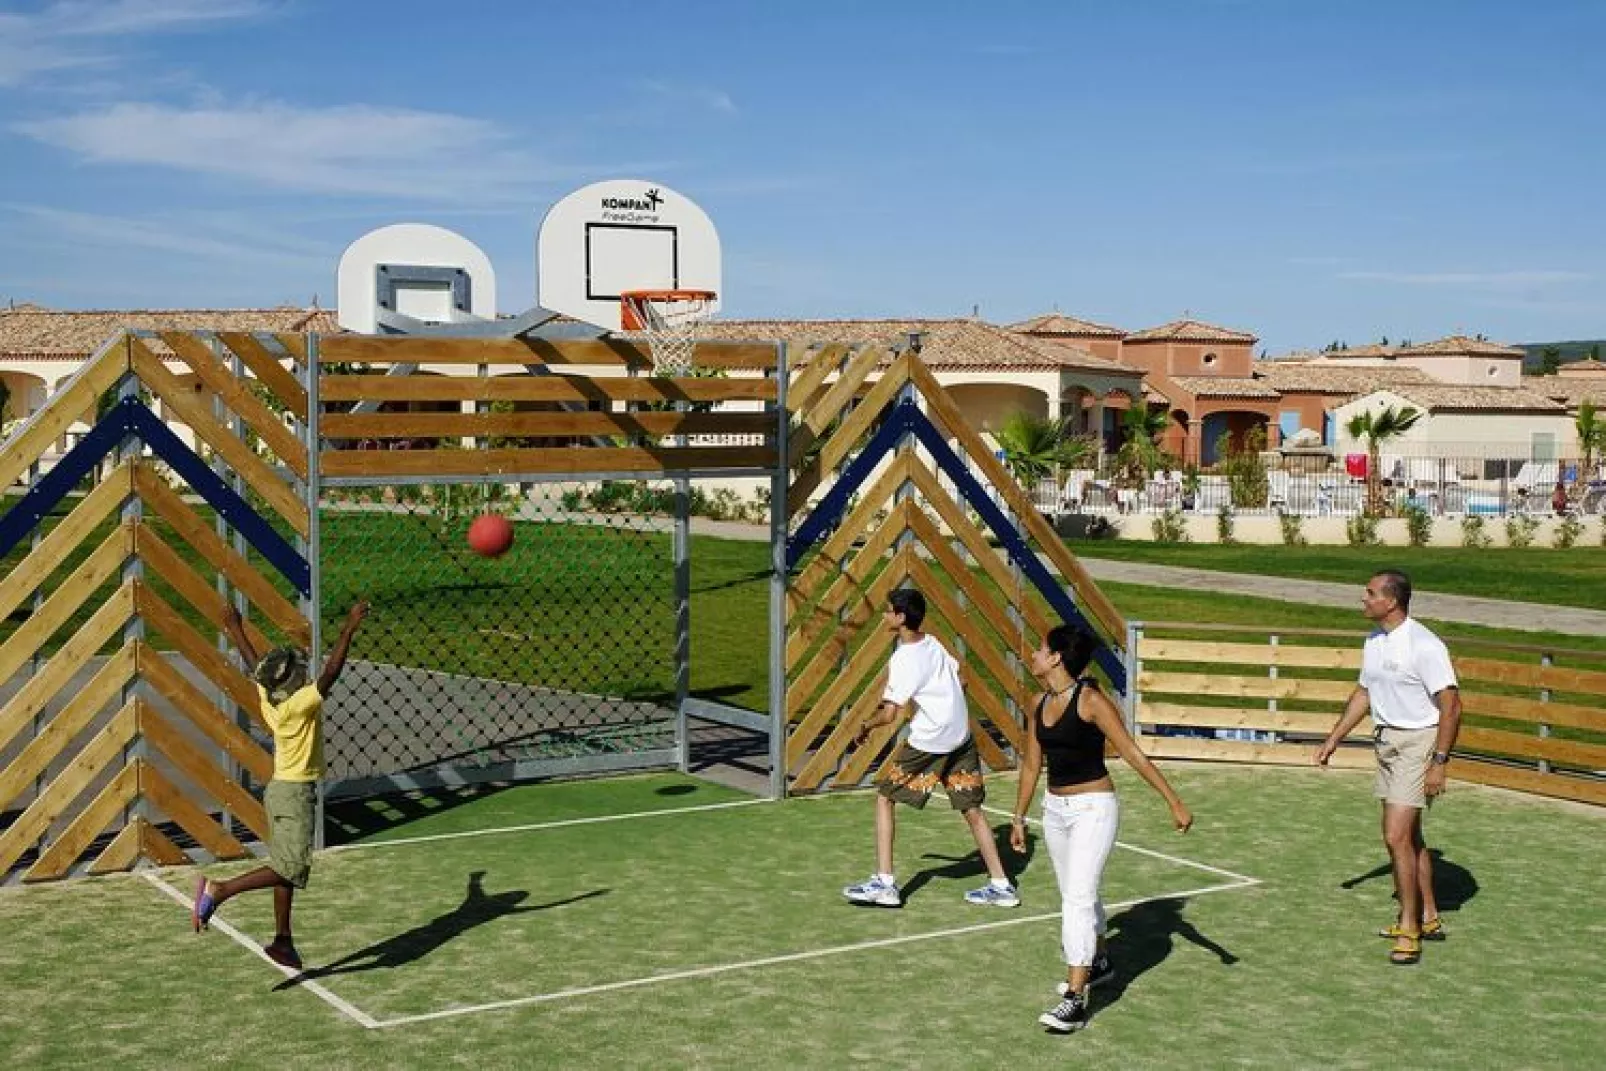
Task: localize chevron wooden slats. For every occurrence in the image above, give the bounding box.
[131,463,309,646]
[0,581,135,754]
[904,508,1029,660]
[138,726,261,851]
[789,350,912,474]
[134,523,272,656]
[0,336,129,493]
[786,498,912,670]
[134,761,250,868]
[788,452,918,611]
[87,818,145,875]
[0,646,136,813]
[787,545,912,723]
[134,582,260,715]
[792,673,887,791]
[138,641,272,782]
[0,704,139,875]
[785,344,847,415]
[213,332,309,422]
[157,331,309,480]
[0,461,133,623]
[0,522,133,686]
[128,337,310,538]
[136,820,193,867]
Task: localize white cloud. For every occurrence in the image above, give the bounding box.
[0,0,270,88]
[1338,270,1591,288]
[13,100,604,200]
[3,203,328,271]
[640,80,739,116]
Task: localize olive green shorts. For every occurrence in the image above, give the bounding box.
[264,779,316,889]
[876,738,986,811]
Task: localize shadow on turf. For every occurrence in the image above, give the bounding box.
[1094,898,1238,1015]
[273,871,608,991]
[894,822,1032,904]
[1339,849,1480,915]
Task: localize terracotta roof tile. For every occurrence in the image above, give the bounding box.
[1521,376,1606,406]
[0,305,334,357]
[1125,318,1258,344]
[1557,357,1606,376]
[1167,376,1282,400]
[1255,363,1435,396]
[1394,334,1525,358]
[1377,384,1565,413]
[1007,312,1127,338]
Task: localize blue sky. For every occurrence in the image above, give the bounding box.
[0,0,1601,354]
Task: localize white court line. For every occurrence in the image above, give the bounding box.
[142,872,381,1030]
[327,797,773,853]
[371,878,1257,1029]
[980,802,1263,886]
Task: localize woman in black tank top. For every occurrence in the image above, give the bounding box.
[1008,622,1194,1033]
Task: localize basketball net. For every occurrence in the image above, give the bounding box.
[620,289,716,377]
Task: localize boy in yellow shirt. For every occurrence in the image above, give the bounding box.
[193,599,369,970]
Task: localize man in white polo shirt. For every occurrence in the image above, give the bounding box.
[1315,569,1461,966]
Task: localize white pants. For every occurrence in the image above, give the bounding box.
[1042,791,1120,967]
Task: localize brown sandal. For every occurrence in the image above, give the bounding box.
[1379,918,1445,941]
[1389,934,1422,965]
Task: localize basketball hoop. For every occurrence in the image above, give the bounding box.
[620,289,716,377]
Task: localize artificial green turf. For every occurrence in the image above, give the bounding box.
[1,767,1601,1069]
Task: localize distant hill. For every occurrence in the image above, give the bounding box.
[1520,340,1605,372]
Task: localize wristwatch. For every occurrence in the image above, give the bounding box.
[1431,751,1451,766]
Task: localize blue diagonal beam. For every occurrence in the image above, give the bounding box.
[784,402,911,570]
[0,397,310,596]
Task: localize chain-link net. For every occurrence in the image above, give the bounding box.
[318,479,679,790]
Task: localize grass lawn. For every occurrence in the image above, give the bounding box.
[1,766,1601,1069]
[1064,541,1606,612]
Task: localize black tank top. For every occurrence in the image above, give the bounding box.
[1035,678,1109,788]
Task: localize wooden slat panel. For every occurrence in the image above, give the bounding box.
[831,680,905,788]
[0,581,135,754]
[87,817,144,875]
[908,557,1032,723]
[906,507,1026,659]
[0,521,133,685]
[0,645,137,812]
[320,409,776,440]
[23,760,142,882]
[788,546,911,719]
[129,338,310,538]
[905,359,1125,641]
[1453,656,1606,695]
[158,331,309,480]
[1450,759,1606,807]
[793,352,910,472]
[140,704,269,840]
[321,444,776,478]
[133,522,272,655]
[1459,692,1605,733]
[1456,726,1606,771]
[787,499,912,669]
[789,453,915,607]
[905,461,1052,641]
[792,673,886,792]
[318,374,776,404]
[1138,639,1362,670]
[1137,735,1375,769]
[785,344,848,415]
[140,820,193,867]
[0,707,139,877]
[272,333,309,366]
[0,337,130,493]
[1138,702,1369,738]
[0,461,133,622]
[795,345,888,436]
[134,582,259,714]
[317,335,779,370]
[1139,671,1355,703]
[133,464,309,646]
[215,332,309,419]
[139,641,273,775]
[139,762,250,862]
[956,656,1022,756]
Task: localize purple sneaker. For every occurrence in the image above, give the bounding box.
[192,877,217,933]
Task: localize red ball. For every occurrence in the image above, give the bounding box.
[467,514,514,558]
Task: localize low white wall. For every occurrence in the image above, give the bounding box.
[1104,513,1606,547]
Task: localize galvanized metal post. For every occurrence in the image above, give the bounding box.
[116,361,146,837]
[306,333,325,850]
[1123,621,1143,735]
[768,341,789,800]
[674,471,692,774]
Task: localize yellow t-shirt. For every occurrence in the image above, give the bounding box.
[258,682,324,782]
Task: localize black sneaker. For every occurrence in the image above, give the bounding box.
[1039,992,1089,1033]
[1056,954,1114,996]
[263,938,303,971]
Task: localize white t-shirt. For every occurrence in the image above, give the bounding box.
[1359,617,1458,730]
[883,634,971,754]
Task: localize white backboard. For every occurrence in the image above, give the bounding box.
[336,223,496,334]
[536,179,721,332]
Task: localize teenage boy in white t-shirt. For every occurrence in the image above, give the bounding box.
[1315,569,1461,966]
[842,588,1018,909]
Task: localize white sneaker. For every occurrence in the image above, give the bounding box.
[964,882,1020,908]
[843,875,901,907]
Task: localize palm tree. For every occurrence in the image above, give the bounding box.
[1345,404,1423,515]
[1575,400,1606,493]
[993,411,1096,486]
[1115,402,1171,483]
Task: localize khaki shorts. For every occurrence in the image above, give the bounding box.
[1374,727,1435,809]
[877,738,985,811]
[264,779,317,889]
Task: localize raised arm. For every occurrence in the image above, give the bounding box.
[317,599,370,696]
[221,605,259,670]
[1085,686,1193,832]
[1314,687,1371,766]
[1009,694,1045,853]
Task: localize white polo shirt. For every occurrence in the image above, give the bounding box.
[884,634,971,754]
[1359,617,1458,730]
